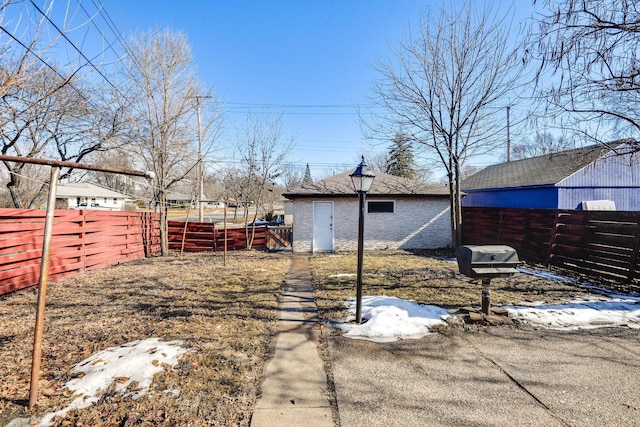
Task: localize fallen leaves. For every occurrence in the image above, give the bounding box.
[0,250,290,427]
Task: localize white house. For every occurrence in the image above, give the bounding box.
[283,171,452,253]
[56,182,129,210]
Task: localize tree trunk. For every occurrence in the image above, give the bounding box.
[453,163,463,248]
[159,190,169,256]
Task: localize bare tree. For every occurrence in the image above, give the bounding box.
[527,0,640,145]
[123,28,222,255]
[509,132,574,160]
[280,163,305,190]
[237,111,293,246]
[364,2,524,247]
[362,151,390,173]
[85,148,137,196]
[0,64,123,207]
[0,1,121,207]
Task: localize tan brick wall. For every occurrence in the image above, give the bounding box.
[291,197,451,252]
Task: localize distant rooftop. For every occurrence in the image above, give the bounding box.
[57,182,128,198]
[462,142,635,190]
[284,170,449,198]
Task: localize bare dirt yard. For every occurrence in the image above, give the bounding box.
[0,251,290,427]
[0,249,633,426]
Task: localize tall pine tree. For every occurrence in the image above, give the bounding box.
[302,163,313,184]
[386,132,416,179]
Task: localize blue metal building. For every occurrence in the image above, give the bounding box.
[461,141,640,211]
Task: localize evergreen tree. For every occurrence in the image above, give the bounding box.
[302,163,313,184]
[386,132,416,179]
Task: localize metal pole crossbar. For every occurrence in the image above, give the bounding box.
[1,155,154,409]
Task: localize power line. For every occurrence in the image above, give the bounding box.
[28,0,118,91]
[75,0,127,66]
[226,102,366,108]
[88,0,143,71]
[0,24,92,108]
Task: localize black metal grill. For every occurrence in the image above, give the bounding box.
[455,245,520,279]
[455,245,520,315]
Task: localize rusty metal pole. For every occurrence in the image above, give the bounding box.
[29,166,60,409]
[481,278,491,315]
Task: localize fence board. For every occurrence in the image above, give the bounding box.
[167,222,278,252]
[462,207,640,285]
[0,208,160,295]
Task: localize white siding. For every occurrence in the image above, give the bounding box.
[291,197,451,253]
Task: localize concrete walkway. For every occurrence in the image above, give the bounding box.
[250,255,334,427]
[251,254,640,426]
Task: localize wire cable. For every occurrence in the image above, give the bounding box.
[28,0,118,91]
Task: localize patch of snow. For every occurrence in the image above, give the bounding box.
[37,338,187,427]
[332,288,640,342]
[163,388,181,398]
[335,296,450,342]
[504,296,640,330]
[5,418,30,427]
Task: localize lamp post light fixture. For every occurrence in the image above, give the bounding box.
[350,156,375,324]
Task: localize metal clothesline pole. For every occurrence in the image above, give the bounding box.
[28,166,59,409]
[2,155,154,409]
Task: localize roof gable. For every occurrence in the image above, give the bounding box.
[462,142,633,191]
[284,170,449,198]
[57,182,128,199]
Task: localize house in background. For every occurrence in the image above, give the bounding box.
[461,141,640,210]
[56,182,129,210]
[283,170,451,253]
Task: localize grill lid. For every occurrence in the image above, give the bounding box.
[455,245,520,278]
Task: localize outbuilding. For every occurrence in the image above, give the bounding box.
[461,141,640,210]
[283,170,451,253]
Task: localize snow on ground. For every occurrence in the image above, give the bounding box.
[8,338,188,427]
[9,268,640,426]
[504,296,640,330]
[334,296,451,343]
[333,268,640,342]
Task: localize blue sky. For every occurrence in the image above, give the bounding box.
[104,0,431,179]
[5,1,535,181]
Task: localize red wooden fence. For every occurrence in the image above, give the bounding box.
[167,221,269,252]
[462,207,640,288]
[0,209,160,296]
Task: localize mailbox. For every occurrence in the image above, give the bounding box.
[455,245,520,279]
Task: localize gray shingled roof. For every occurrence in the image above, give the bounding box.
[284,170,449,198]
[57,182,128,198]
[462,144,617,190]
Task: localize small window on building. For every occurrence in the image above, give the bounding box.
[367,201,395,214]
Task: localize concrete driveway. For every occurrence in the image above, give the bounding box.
[328,327,640,427]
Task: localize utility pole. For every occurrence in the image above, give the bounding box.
[506,105,511,162]
[191,95,212,222]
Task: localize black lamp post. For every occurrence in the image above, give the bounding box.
[350,156,375,324]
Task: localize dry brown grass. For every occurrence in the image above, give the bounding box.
[1,248,618,426]
[0,251,290,427]
[310,250,603,324]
